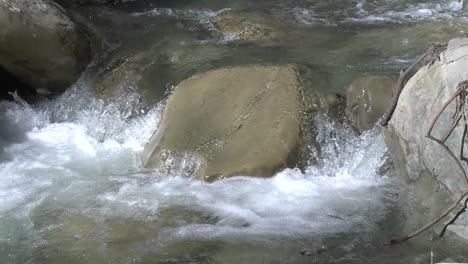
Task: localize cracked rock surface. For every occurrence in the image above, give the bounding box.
[142,65,305,181]
[385,38,468,240]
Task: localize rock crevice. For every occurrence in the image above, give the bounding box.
[142,65,305,181]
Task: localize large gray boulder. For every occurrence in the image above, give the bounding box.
[346,75,393,133]
[336,21,467,59]
[142,65,305,181]
[385,38,468,240]
[0,0,92,95]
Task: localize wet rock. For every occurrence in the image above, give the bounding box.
[92,43,230,116]
[296,66,336,114]
[142,65,305,181]
[44,213,161,263]
[385,38,468,241]
[0,0,93,96]
[345,75,393,133]
[93,51,170,111]
[0,66,37,101]
[210,11,287,41]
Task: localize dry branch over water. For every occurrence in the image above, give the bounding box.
[380,42,447,126]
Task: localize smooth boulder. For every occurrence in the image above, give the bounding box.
[346,75,393,133]
[385,38,468,240]
[0,0,92,95]
[142,65,304,181]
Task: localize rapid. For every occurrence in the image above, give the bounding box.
[1,0,468,263]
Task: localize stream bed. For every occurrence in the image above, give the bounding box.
[1,0,468,263]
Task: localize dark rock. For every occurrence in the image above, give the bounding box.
[346,75,393,133]
[0,0,93,97]
[92,51,170,111]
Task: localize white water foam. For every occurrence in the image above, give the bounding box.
[0,86,396,261]
[131,7,231,41]
[286,0,465,25]
[346,0,464,23]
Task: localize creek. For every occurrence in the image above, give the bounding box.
[1,0,468,263]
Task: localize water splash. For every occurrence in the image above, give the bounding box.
[346,0,464,23]
[0,88,396,262]
[131,7,231,39]
[0,86,393,260]
[276,0,466,25]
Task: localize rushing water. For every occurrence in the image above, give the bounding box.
[1,0,468,263]
[0,85,398,263]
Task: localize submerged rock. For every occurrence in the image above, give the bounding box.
[337,20,467,59]
[142,65,305,181]
[385,38,468,241]
[346,75,393,133]
[210,11,288,41]
[0,0,93,96]
[93,51,170,111]
[296,66,335,113]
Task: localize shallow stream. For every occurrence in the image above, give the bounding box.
[1,0,468,263]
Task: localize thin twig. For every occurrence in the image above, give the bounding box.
[439,196,468,237]
[441,115,461,143]
[426,87,468,185]
[460,124,468,164]
[390,190,468,244]
[391,81,468,244]
[381,43,447,126]
[441,94,464,142]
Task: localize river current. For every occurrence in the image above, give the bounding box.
[1,0,468,263]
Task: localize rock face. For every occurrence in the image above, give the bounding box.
[0,0,92,95]
[385,38,468,240]
[346,76,393,133]
[210,11,287,41]
[142,65,304,181]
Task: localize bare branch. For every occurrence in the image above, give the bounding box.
[390,191,468,244]
[381,43,447,126]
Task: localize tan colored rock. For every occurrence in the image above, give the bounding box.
[346,75,393,133]
[142,65,304,181]
[0,0,92,95]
